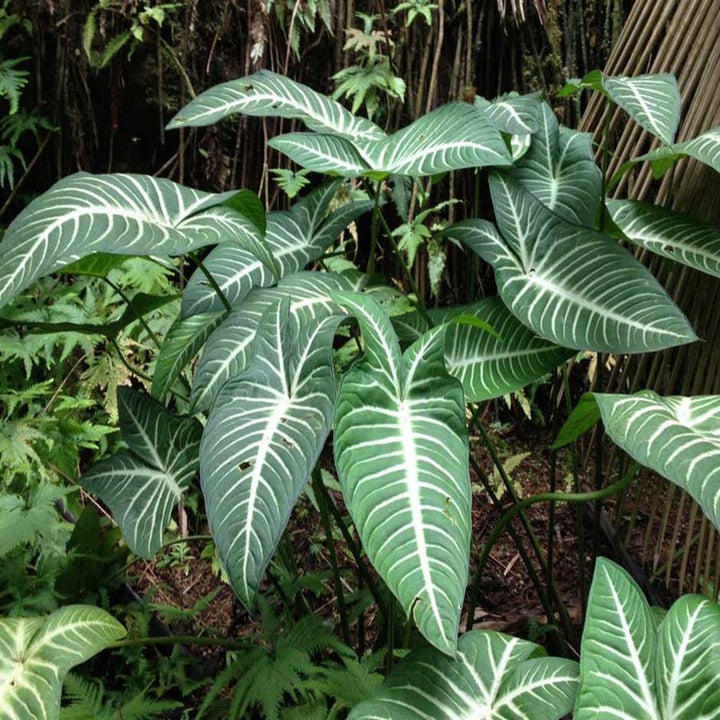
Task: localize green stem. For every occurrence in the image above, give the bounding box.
[473,465,637,596]
[319,478,388,619]
[376,207,433,328]
[562,364,586,616]
[367,183,381,275]
[194,257,233,313]
[312,468,352,646]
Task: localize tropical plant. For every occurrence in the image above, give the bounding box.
[1,65,720,718]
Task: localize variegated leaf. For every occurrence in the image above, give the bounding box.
[474,92,543,135]
[603,73,681,145]
[451,174,696,353]
[594,391,720,532]
[167,69,386,141]
[191,272,360,412]
[0,173,263,310]
[200,300,342,606]
[181,181,372,316]
[349,630,578,719]
[333,292,471,655]
[511,102,602,226]
[607,199,720,279]
[80,387,202,557]
[0,606,125,720]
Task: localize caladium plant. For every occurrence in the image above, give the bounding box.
[1,65,720,719]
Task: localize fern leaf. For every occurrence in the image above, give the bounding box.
[0,56,30,114]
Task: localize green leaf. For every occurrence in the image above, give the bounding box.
[349,630,578,719]
[576,557,720,720]
[332,292,471,655]
[200,300,342,606]
[358,102,512,177]
[60,253,136,278]
[594,391,720,533]
[552,392,601,449]
[80,387,202,557]
[268,132,371,176]
[223,188,266,236]
[181,181,372,317]
[191,272,360,412]
[167,69,386,141]
[607,199,720,279]
[474,92,543,135]
[655,595,720,719]
[576,557,660,719]
[0,172,261,310]
[443,297,572,402]
[510,102,602,227]
[602,73,681,145]
[451,174,696,353]
[151,311,225,400]
[0,605,125,720]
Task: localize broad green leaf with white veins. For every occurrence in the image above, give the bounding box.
[80,387,203,558]
[452,174,696,353]
[191,272,361,412]
[349,630,578,720]
[607,199,720,279]
[181,181,372,316]
[358,102,512,177]
[510,102,602,226]
[443,297,573,402]
[0,172,266,310]
[333,292,471,655]
[0,605,125,720]
[594,391,720,532]
[392,299,572,401]
[603,73,681,145]
[151,311,226,400]
[474,92,542,135]
[576,557,720,720]
[200,300,343,606]
[167,69,386,141]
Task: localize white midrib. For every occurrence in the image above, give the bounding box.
[397,398,445,636]
[606,571,661,718]
[241,396,292,598]
[662,603,703,717]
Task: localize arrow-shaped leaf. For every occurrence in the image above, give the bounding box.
[333,291,471,655]
[594,391,720,533]
[200,300,343,606]
[0,606,125,720]
[608,199,720,279]
[80,387,202,557]
[451,174,696,353]
[0,172,263,311]
[349,630,578,719]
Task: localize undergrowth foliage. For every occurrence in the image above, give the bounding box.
[0,65,719,719]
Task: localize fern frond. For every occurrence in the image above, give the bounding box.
[0,56,30,114]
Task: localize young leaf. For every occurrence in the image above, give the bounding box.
[602,73,681,145]
[607,199,720,279]
[80,387,202,558]
[594,391,720,532]
[332,292,471,655]
[349,630,578,719]
[0,606,125,720]
[510,102,602,227]
[200,301,343,607]
[552,392,601,449]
